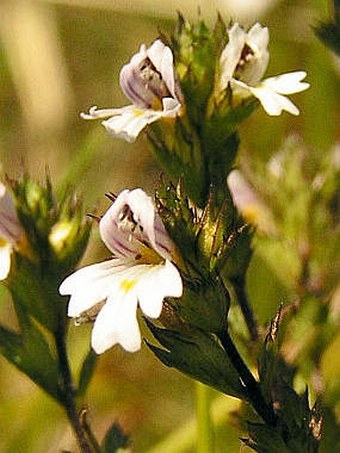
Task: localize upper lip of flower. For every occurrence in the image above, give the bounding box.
[0,182,23,245]
[80,40,183,142]
[119,40,180,109]
[98,188,175,262]
[59,188,183,354]
[0,181,24,280]
[219,22,270,90]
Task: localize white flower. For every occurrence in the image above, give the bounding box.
[218,23,309,116]
[59,188,183,354]
[81,40,183,142]
[0,182,24,280]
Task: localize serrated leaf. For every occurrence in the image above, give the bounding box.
[314,22,340,56]
[275,382,311,433]
[146,321,245,399]
[244,422,290,453]
[0,321,60,401]
[101,422,129,453]
[6,255,61,332]
[258,305,282,401]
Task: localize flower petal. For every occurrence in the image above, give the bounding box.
[60,259,128,317]
[138,260,183,318]
[102,106,161,143]
[120,43,165,109]
[219,22,270,92]
[0,182,23,243]
[91,293,140,353]
[147,40,177,99]
[247,23,269,56]
[249,85,300,115]
[262,71,309,94]
[219,23,245,91]
[99,188,154,256]
[0,242,12,280]
[99,188,175,261]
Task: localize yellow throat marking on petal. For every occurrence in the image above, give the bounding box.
[242,205,261,225]
[120,278,137,294]
[135,243,163,265]
[0,237,8,247]
[132,108,145,117]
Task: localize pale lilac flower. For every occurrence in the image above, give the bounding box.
[59,189,183,354]
[81,40,183,142]
[218,23,309,115]
[0,182,24,280]
[227,170,276,235]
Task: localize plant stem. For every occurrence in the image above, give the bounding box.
[231,277,259,341]
[55,324,92,453]
[219,328,277,427]
[195,381,213,453]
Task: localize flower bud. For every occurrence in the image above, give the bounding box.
[5,175,91,332]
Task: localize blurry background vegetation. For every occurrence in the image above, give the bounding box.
[0,0,338,451]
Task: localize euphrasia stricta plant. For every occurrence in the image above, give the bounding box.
[1,11,339,453]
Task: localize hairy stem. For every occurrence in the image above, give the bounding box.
[55,324,92,453]
[231,277,259,341]
[219,328,277,426]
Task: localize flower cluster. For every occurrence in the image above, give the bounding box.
[81,22,309,146]
[61,20,310,356]
[60,189,182,353]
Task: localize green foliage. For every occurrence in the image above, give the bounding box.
[170,13,227,125]
[314,22,340,55]
[246,138,340,296]
[101,422,130,453]
[172,275,230,335]
[245,309,322,452]
[146,320,245,399]
[0,4,338,452]
[0,317,60,401]
[77,349,97,398]
[151,16,260,208]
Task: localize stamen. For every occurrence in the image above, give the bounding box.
[86,213,101,222]
[120,278,137,293]
[105,192,117,202]
[75,301,105,325]
[80,106,122,120]
[138,58,171,101]
[236,44,255,72]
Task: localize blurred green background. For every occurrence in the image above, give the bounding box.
[0,0,339,451]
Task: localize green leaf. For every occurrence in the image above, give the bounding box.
[146,321,245,399]
[6,255,61,332]
[242,422,290,453]
[314,22,340,56]
[101,422,130,453]
[0,321,61,401]
[258,305,282,401]
[77,349,97,398]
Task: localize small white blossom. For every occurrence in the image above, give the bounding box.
[81,40,183,142]
[218,23,309,116]
[59,189,183,354]
[0,182,24,280]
